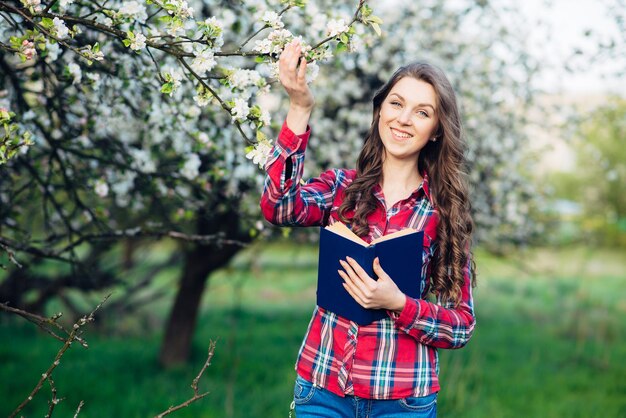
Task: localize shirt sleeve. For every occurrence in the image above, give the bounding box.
[389,221,476,349]
[260,121,339,227]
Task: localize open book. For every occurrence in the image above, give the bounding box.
[317,222,424,325]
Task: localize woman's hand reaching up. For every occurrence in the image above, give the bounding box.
[279,41,315,134]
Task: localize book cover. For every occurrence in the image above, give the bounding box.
[316,222,424,325]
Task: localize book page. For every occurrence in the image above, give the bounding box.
[371,228,419,245]
[325,222,369,247]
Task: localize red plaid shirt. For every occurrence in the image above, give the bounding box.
[260,122,476,399]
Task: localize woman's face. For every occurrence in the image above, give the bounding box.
[377,76,439,164]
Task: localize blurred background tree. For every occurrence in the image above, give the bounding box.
[1,0,542,365]
[549,99,626,247]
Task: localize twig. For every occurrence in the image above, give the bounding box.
[44,375,64,418]
[154,340,217,418]
[0,302,71,344]
[8,294,111,418]
[73,400,85,418]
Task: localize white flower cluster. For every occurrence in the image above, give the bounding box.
[245,139,273,168]
[67,63,81,84]
[253,29,293,54]
[59,0,75,9]
[94,178,109,197]
[165,0,194,19]
[21,0,41,13]
[305,61,320,83]
[45,41,60,62]
[129,148,156,173]
[180,153,201,180]
[228,69,262,90]
[163,68,183,96]
[191,47,217,76]
[53,17,69,39]
[130,33,146,50]
[193,87,213,107]
[118,1,148,24]
[261,11,284,29]
[326,18,349,37]
[230,98,250,122]
[198,17,224,50]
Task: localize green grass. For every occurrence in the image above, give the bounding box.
[1,243,626,417]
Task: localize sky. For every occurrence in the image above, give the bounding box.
[518,0,625,95]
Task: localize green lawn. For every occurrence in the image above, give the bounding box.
[1,243,626,417]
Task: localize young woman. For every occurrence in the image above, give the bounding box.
[260,41,476,418]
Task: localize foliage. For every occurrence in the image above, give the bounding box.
[549,98,626,247]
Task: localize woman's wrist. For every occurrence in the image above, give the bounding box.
[286,104,313,135]
[391,293,407,314]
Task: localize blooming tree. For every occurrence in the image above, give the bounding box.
[0,0,543,364]
[0,0,380,364]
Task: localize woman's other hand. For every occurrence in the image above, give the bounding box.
[338,257,407,314]
[279,40,314,134]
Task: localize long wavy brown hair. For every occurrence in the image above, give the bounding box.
[337,62,476,305]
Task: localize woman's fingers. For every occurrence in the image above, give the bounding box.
[338,269,369,308]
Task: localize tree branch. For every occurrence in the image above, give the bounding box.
[154,340,216,418]
[7,294,110,418]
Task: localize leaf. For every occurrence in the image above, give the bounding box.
[161,83,173,94]
[40,17,54,29]
[336,42,348,53]
[371,22,382,37]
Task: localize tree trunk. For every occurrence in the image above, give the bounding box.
[159,208,250,366]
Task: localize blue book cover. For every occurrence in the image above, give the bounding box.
[317,223,424,325]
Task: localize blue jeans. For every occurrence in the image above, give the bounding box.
[293,375,438,417]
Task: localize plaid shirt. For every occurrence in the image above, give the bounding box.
[260,122,476,399]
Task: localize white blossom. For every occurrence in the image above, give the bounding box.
[230,98,249,122]
[67,63,82,84]
[306,61,320,83]
[94,179,109,197]
[198,132,212,145]
[53,17,69,39]
[86,72,101,89]
[253,29,293,54]
[21,0,42,13]
[245,139,273,168]
[260,109,271,127]
[228,69,262,90]
[60,0,75,9]
[326,18,349,38]
[261,11,284,29]
[129,148,156,173]
[45,40,60,62]
[253,38,272,54]
[191,47,216,76]
[119,1,148,23]
[163,68,182,96]
[165,0,194,19]
[111,171,136,197]
[130,33,146,50]
[193,92,210,107]
[180,153,201,180]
